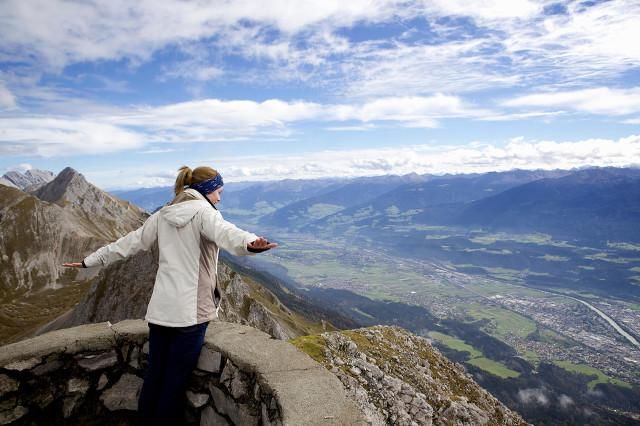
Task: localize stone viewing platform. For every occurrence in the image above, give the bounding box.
[0,320,366,425]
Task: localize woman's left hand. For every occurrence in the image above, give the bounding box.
[248,237,277,253]
[62,262,83,268]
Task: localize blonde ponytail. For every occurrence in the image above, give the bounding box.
[174,165,219,195]
[174,166,193,195]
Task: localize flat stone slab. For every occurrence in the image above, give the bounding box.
[261,368,367,426]
[206,321,367,425]
[110,319,149,345]
[197,348,222,373]
[204,321,319,373]
[0,374,18,395]
[0,322,115,367]
[77,350,118,371]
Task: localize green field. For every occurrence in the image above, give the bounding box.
[521,350,540,365]
[553,360,632,390]
[467,357,520,378]
[464,305,537,339]
[429,331,482,357]
[429,331,520,379]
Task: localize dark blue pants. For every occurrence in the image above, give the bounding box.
[137,321,209,425]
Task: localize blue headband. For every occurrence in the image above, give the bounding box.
[190,174,224,196]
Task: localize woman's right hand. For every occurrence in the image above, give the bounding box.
[62,262,83,268]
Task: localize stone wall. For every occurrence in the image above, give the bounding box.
[0,320,366,425]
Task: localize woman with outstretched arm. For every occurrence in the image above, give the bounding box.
[63,165,276,425]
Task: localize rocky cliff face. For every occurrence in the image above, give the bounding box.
[0,169,147,345]
[0,168,145,295]
[0,185,92,294]
[291,326,527,426]
[33,167,145,239]
[0,177,18,189]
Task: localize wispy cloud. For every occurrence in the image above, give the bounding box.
[0,82,16,109]
[209,134,640,181]
[0,0,404,71]
[86,133,640,188]
[0,95,475,155]
[4,1,638,97]
[518,388,549,406]
[503,87,640,116]
[0,117,144,156]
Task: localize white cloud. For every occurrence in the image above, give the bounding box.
[0,95,474,156]
[426,0,541,20]
[326,124,376,132]
[4,0,638,98]
[0,0,406,71]
[517,388,549,406]
[340,38,523,97]
[5,163,32,173]
[338,1,640,97]
[160,59,224,82]
[503,88,640,116]
[80,133,640,188]
[0,117,144,157]
[558,394,574,409]
[210,134,640,181]
[0,82,16,108]
[500,1,640,85]
[478,111,565,122]
[104,93,598,140]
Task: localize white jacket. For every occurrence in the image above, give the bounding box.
[84,188,258,327]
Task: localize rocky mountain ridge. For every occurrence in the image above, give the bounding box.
[1,168,55,191]
[34,167,146,239]
[0,168,145,293]
[0,168,147,344]
[291,325,527,425]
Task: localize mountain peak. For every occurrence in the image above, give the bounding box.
[34,167,90,204]
[31,166,146,239]
[57,166,81,178]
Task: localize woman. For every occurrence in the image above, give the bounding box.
[63,165,276,425]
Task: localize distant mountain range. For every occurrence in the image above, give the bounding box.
[113,166,640,244]
[1,168,55,191]
[455,167,640,241]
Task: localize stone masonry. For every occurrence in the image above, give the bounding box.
[0,320,366,425]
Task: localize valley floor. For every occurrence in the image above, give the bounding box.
[257,231,640,388]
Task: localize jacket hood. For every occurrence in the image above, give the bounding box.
[161,189,211,228]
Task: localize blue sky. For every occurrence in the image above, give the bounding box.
[1,0,639,189]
